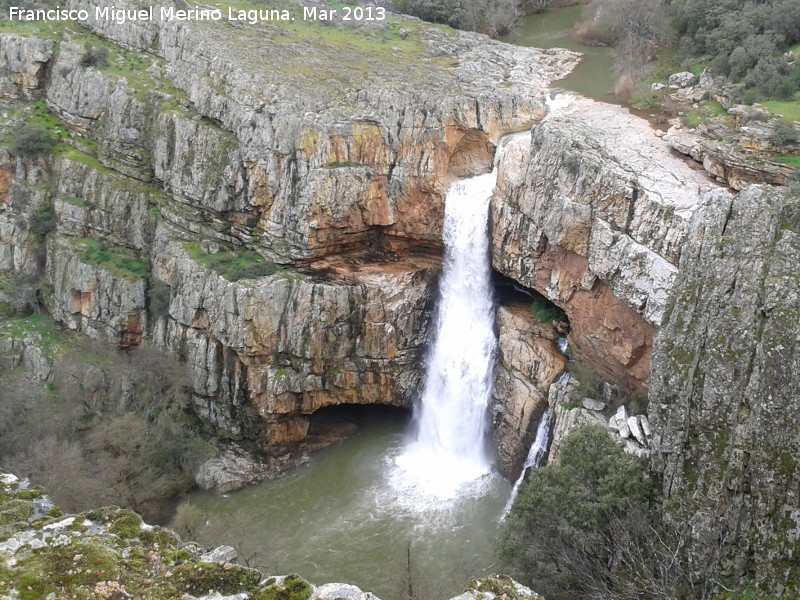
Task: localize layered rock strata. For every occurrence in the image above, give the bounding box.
[491,302,566,477]
[0,1,581,481]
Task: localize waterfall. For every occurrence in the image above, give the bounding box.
[501,411,551,518]
[392,167,499,503]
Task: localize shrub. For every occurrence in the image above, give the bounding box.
[252,575,313,600]
[147,281,171,318]
[12,124,56,158]
[28,202,56,242]
[530,295,566,324]
[108,510,142,539]
[771,121,799,146]
[498,425,656,598]
[79,43,110,68]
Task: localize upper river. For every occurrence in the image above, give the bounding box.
[501,4,616,101]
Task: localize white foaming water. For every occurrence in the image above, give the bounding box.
[501,410,551,518]
[391,168,499,505]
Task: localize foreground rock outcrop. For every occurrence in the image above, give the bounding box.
[0,473,542,600]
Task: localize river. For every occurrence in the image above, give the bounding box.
[501,4,616,101]
[180,410,510,600]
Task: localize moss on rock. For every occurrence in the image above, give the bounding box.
[108,510,143,539]
[172,561,263,595]
[252,574,313,600]
[14,540,121,600]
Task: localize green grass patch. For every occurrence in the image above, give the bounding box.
[771,154,800,166]
[62,196,91,207]
[530,295,566,324]
[78,238,148,281]
[325,160,362,168]
[0,314,59,353]
[763,100,800,122]
[185,242,279,281]
[53,144,115,175]
[685,110,702,128]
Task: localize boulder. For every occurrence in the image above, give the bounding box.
[581,397,606,412]
[668,71,697,87]
[200,545,238,565]
[627,415,647,446]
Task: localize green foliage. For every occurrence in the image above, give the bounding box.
[252,575,313,600]
[185,242,279,281]
[529,294,566,324]
[147,281,171,318]
[79,42,110,68]
[499,425,653,598]
[12,124,57,158]
[771,121,799,146]
[28,201,56,242]
[674,0,800,100]
[79,238,148,281]
[393,0,521,36]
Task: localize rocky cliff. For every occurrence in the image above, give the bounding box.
[491,98,727,392]
[650,184,800,590]
[0,0,580,486]
[2,1,800,590]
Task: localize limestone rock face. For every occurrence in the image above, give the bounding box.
[0,35,53,99]
[650,184,800,586]
[666,124,793,190]
[0,2,579,462]
[492,98,727,390]
[491,303,566,477]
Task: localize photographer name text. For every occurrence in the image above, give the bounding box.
[7,4,386,25]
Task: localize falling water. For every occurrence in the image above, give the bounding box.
[392,167,499,504]
[502,410,551,518]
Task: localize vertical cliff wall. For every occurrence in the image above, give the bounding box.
[490,99,726,392]
[650,184,800,588]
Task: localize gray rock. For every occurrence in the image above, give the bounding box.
[627,415,646,446]
[650,185,800,585]
[624,440,649,458]
[650,82,666,92]
[581,397,606,412]
[668,71,697,87]
[200,545,238,565]
[316,583,381,600]
[618,417,631,440]
[637,414,652,438]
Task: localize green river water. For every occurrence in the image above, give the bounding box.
[501,5,616,101]
[180,410,511,600]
